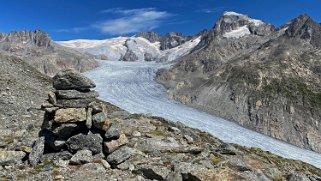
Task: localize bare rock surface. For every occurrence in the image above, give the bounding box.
[0,30,97,76]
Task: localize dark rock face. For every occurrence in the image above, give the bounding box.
[135,31,192,50]
[135,32,160,43]
[285,14,321,47]
[160,32,191,50]
[122,49,139,62]
[0,30,97,76]
[52,69,96,90]
[157,12,321,153]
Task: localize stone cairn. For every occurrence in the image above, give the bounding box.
[29,69,127,167]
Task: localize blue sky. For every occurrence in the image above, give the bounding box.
[0,0,320,40]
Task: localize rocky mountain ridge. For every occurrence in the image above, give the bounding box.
[0,30,97,76]
[157,12,321,153]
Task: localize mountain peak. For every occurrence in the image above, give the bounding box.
[285,13,321,47]
[223,11,246,17]
[213,11,273,38]
[135,32,160,43]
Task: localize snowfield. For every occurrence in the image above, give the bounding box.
[85,60,321,169]
[58,36,201,62]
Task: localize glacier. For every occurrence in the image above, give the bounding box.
[57,36,201,62]
[84,60,321,169]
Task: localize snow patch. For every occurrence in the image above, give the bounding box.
[223,11,264,26]
[223,26,251,38]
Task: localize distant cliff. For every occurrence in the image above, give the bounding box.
[0,30,97,76]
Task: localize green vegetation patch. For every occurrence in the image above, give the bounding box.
[262,77,321,107]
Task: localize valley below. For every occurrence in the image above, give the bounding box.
[85,60,321,169]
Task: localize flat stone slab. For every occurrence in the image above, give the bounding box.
[54,108,87,123]
[56,90,99,99]
[55,98,95,108]
[53,69,96,90]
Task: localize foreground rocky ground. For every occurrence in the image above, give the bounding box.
[0,66,320,181]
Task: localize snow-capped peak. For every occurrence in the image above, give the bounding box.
[223,11,245,17]
[223,11,264,26]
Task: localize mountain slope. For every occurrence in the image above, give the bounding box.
[157,12,321,153]
[0,54,52,151]
[0,30,97,76]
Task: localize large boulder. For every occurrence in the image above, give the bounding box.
[53,69,96,90]
[66,132,103,154]
[54,108,87,123]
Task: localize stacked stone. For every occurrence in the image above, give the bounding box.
[31,69,127,166]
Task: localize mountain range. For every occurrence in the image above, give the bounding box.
[1,11,321,179]
[157,12,321,153]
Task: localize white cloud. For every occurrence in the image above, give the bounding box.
[196,7,226,14]
[95,8,171,35]
[54,27,89,33]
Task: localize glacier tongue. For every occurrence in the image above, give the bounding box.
[84,60,321,169]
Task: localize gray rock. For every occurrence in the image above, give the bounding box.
[107,146,141,165]
[52,123,81,139]
[55,98,95,108]
[66,132,103,154]
[52,69,96,90]
[104,126,120,140]
[92,112,111,131]
[104,134,129,154]
[0,151,26,166]
[29,136,45,166]
[135,165,171,181]
[70,150,93,165]
[55,90,99,99]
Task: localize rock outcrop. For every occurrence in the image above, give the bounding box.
[157,12,321,153]
[0,30,97,76]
